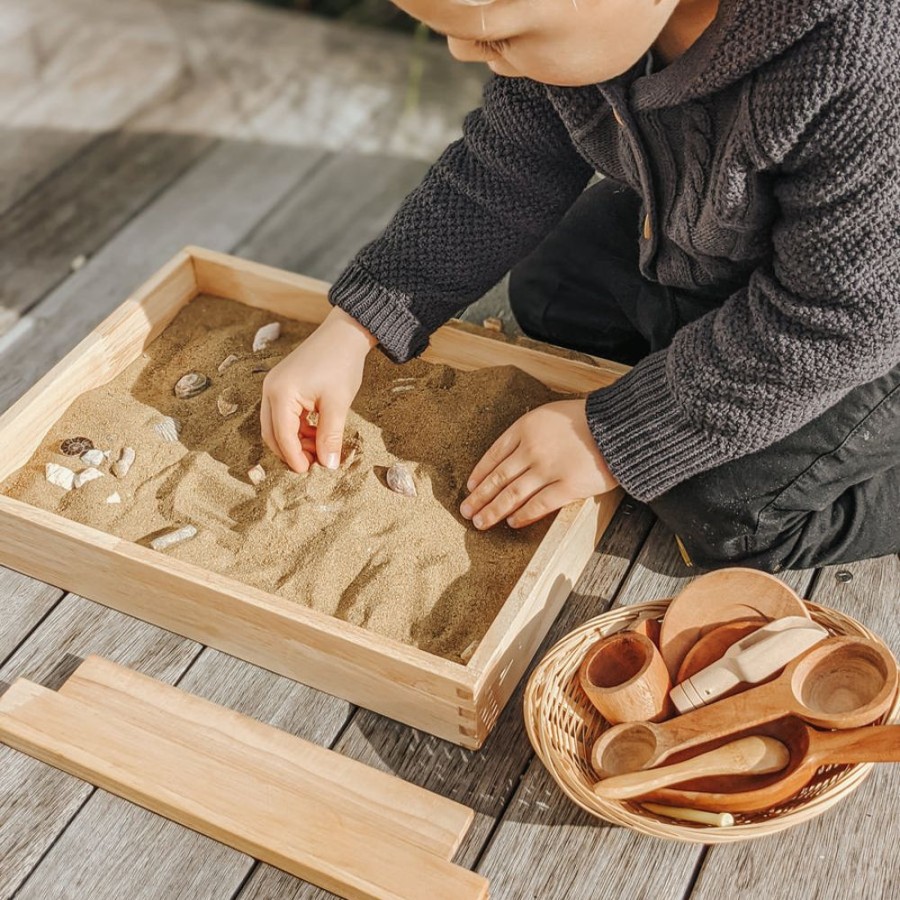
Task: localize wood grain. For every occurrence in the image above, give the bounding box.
[0,567,62,667]
[0,668,489,900]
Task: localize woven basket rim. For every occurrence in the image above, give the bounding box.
[524,598,900,844]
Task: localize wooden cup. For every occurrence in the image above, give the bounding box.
[578,632,674,724]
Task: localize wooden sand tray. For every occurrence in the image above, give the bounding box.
[0,248,625,748]
[0,656,489,900]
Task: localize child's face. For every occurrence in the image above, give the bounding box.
[393,0,681,86]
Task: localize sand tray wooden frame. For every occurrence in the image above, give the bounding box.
[0,248,625,748]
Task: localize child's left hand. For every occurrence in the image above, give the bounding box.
[460,399,619,530]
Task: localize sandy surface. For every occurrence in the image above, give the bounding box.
[1,295,569,661]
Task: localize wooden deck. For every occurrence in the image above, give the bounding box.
[1,1,897,898]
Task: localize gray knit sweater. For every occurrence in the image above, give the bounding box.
[329,0,900,501]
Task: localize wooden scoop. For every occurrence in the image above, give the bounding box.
[593,736,790,800]
[644,718,900,813]
[592,636,898,777]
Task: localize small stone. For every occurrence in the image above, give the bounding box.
[45,463,75,491]
[217,394,239,417]
[305,410,319,428]
[252,322,281,352]
[112,447,136,478]
[150,525,197,552]
[835,570,854,583]
[217,354,240,374]
[73,467,104,489]
[106,492,121,505]
[174,371,210,399]
[60,436,94,456]
[248,464,267,486]
[70,254,87,272]
[80,448,106,467]
[460,640,479,663]
[386,462,417,498]
[482,316,504,333]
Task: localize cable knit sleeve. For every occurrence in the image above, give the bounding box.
[586,77,900,501]
[328,76,594,362]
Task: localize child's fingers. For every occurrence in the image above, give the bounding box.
[460,450,528,519]
[468,471,545,530]
[315,400,347,470]
[466,428,519,492]
[506,482,568,529]
[260,396,283,463]
[271,400,310,473]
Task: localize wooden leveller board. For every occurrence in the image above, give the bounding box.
[0,656,489,900]
[0,247,625,747]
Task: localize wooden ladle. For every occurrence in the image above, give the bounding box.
[643,718,900,813]
[593,736,791,800]
[592,636,898,778]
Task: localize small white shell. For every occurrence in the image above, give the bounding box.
[305,409,319,428]
[45,463,75,491]
[81,449,106,467]
[174,371,210,399]
[73,467,104,489]
[154,417,181,443]
[106,492,122,505]
[248,464,266,486]
[150,525,197,552]
[252,322,281,352]
[217,354,240,374]
[112,447,135,478]
[386,462,417,498]
[217,395,239,417]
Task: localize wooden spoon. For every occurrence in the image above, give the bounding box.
[592,636,898,777]
[644,718,900,813]
[593,736,790,800]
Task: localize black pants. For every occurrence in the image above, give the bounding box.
[508,179,900,572]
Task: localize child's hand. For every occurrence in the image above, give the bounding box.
[460,399,619,529]
[261,307,377,472]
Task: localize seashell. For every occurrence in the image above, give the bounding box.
[386,462,417,498]
[73,467,104,489]
[252,322,281,352]
[106,492,121,505]
[80,448,106,467]
[247,464,266,486]
[174,371,210,399]
[112,447,136,478]
[391,385,415,393]
[150,525,197,552]
[393,377,417,383]
[217,354,240,374]
[460,640,479,664]
[342,446,358,469]
[153,416,181,443]
[305,409,319,428]
[217,394,239,417]
[45,463,75,491]
[60,436,94,457]
[482,316,504,333]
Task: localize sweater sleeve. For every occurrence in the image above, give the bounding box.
[586,80,900,501]
[328,76,594,362]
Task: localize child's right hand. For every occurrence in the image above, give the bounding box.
[261,306,377,472]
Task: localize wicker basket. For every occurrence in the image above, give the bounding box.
[524,600,900,843]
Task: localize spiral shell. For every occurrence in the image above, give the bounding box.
[60,436,94,456]
[174,371,210,399]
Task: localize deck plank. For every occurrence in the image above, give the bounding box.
[0,594,203,899]
[691,554,900,900]
[0,567,62,668]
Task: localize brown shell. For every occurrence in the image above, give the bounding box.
[60,436,94,456]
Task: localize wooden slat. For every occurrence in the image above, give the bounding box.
[0,669,489,900]
[0,567,62,667]
[691,554,900,900]
[237,502,658,899]
[59,655,474,861]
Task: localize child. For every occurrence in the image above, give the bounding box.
[261,0,899,573]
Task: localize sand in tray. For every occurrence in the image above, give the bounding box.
[1,296,576,662]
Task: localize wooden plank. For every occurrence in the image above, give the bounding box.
[0,567,62,667]
[237,502,658,900]
[690,554,900,900]
[59,655,475,860]
[0,593,204,899]
[0,674,490,900]
[0,140,327,413]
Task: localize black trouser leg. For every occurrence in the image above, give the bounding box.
[508,179,900,571]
